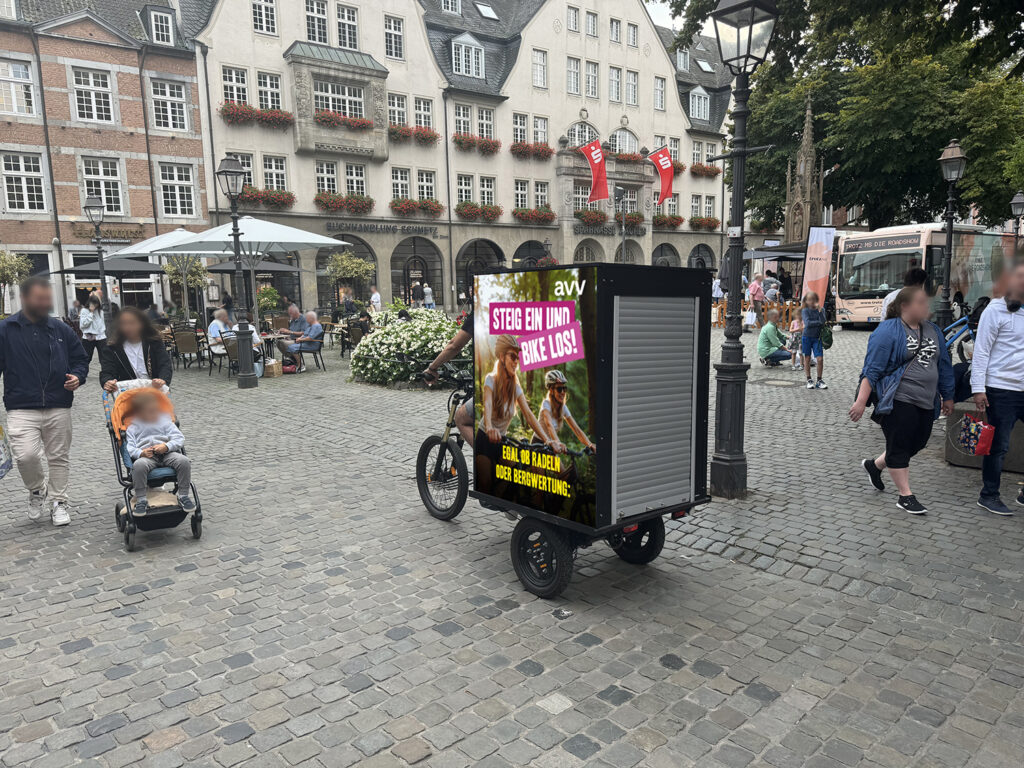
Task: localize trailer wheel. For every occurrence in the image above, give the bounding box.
[417,435,468,521]
[612,517,665,564]
[511,518,573,599]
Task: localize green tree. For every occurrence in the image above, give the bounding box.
[326,250,375,284]
[256,285,281,315]
[0,250,34,315]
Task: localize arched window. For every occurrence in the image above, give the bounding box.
[609,128,638,154]
[566,121,598,146]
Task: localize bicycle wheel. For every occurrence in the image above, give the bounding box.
[416,435,468,521]
[957,338,973,364]
[510,518,573,599]
[611,517,666,564]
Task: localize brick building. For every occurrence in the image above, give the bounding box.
[0,0,212,315]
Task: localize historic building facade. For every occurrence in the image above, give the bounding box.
[0,0,211,314]
[194,0,733,311]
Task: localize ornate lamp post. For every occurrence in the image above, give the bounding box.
[614,185,626,263]
[215,156,258,390]
[709,0,778,499]
[936,140,967,329]
[83,195,112,323]
[1010,190,1024,253]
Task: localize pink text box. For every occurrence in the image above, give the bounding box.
[489,301,575,335]
[517,321,585,372]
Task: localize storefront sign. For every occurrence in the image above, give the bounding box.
[71,222,145,243]
[572,224,647,237]
[326,221,440,239]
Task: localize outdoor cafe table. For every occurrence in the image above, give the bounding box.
[259,333,287,358]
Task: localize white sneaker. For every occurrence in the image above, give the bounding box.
[791,363,802,371]
[806,378,815,389]
[51,502,71,527]
[297,365,307,373]
[27,490,46,521]
[816,379,828,390]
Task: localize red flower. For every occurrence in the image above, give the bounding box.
[672,160,686,176]
[480,204,503,222]
[509,141,533,159]
[238,185,264,206]
[262,189,295,209]
[690,162,722,178]
[389,124,414,142]
[256,109,295,129]
[653,214,684,229]
[315,110,373,130]
[451,133,478,151]
[344,194,375,214]
[417,198,444,217]
[512,206,556,224]
[614,152,644,163]
[455,201,482,221]
[614,211,645,227]
[413,126,440,145]
[389,197,419,216]
[477,137,502,156]
[219,102,259,124]
[531,142,555,160]
[688,216,721,230]
[574,209,608,225]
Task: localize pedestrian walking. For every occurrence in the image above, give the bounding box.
[0,276,89,526]
[800,292,828,389]
[849,285,954,515]
[411,281,424,308]
[971,262,1024,516]
[369,285,382,313]
[221,292,235,322]
[100,306,173,392]
[78,294,106,362]
[422,282,435,309]
[749,273,766,328]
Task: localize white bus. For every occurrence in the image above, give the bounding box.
[835,223,1016,325]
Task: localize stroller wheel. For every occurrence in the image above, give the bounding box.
[191,515,202,540]
[115,504,126,533]
[124,525,136,552]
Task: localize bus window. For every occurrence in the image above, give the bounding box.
[838,248,921,300]
[925,246,943,296]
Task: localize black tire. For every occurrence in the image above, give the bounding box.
[416,435,468,521]
[510,518,574,599]
[957,338,973,364]
[124,525,136,552]
[115,504,126,533]
[612,517,666,564]
[191,516,202,539]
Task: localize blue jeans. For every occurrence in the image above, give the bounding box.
[981,388,1024,500]
[765,348,790,364]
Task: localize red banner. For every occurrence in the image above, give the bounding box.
[581,139,609,203]
[647,146,674,206]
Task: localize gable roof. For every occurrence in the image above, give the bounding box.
[655,25,734,134]
[417,0,546,97]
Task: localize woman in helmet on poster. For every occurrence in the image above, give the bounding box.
[477,334,564,493]
[536,370,596,454]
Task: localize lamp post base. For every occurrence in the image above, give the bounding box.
[710,358,749,499]
[236,372,259,389]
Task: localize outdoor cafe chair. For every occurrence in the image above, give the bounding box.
[173,331,203,369]
[208,336,229,376]
[224,337,240,379]
[272,316,289,330]
[297,332,326,372]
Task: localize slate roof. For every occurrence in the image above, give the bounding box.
[15,0,216,49]
[284,42,389,74]
[417,0,546,97]
[655,25,733,135]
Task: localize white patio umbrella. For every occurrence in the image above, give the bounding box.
[163,217,347,318]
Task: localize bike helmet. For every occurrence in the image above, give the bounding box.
[544,370,568,387]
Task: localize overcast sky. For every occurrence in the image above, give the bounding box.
[647,2,678,29]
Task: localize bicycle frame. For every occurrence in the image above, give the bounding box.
[943,316,973,351]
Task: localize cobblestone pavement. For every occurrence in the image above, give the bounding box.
[1,328,1023,768]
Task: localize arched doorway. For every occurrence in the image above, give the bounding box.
[573,239,604,263]
[391,237,442,307]
[652,244,681,267]
[614,240,642,264]
[688,244,715,270]
[316,235,377,308]
[512,240,549,268]
[258,253,302,310]
[456,239,504,304]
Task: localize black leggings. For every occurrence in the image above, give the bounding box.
[880,400,934,469]
[82,338,106,362]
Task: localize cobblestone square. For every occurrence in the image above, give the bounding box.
[2,329,1023,768]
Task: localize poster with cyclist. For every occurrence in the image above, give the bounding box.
[473,267,598,525]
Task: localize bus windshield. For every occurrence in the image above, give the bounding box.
[838,248,922,300]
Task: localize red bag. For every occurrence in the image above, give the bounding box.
[957,414,995,456]
[281,364,297,375]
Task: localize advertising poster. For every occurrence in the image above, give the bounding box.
[801,225,836,300]
[473,268,598,525]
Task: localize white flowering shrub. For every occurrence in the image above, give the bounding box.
[351,309,470,385]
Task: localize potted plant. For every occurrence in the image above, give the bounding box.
[413,126,440,145]
[238,185,264,206]
[653,213,684,229]
[614,152,644,163]
[532,142,555,160]
[614,211,645,227]
[509,141,533,159]
[451,133,478,151]
[344,194,375,215]
[389,197,419,216]
[477,137,502,156]
[256,109,295,129]
[455,201,482,221]
[314,191,346,212]
[262,189,295,209]
[690,162,722,178]
[574,209,608,225]
[0,250,33,314]
[417,198,444,217]
[480,204,503,222]
[218,102,259,125]
[672,160,686,176]
[389,124,413,142]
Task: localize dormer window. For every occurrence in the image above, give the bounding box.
[442,0,461,14]
[451,34,484,79]
[690,87,709,121]
[151,11,174,46]
[677,49,689,71]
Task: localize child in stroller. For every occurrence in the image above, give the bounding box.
[126,390,194,515]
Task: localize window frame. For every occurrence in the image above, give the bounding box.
[566,6,579,33]
[262,155,287,191]
[2,152,46,213]
[82,157,123,214]
[72,68,113,123]
[442,0,461,14]
[417,169,436,199]
[457,173,474,203]
[585,11,598,37]
[512,112,527,143]
[609,18,621,43]
[608,66,621,103]
[452,40,485,79]
[151,11,174,46]
[391,167,410,199]
[477,106,494,139]
[479,176,495,206]
[315,160,338,193]
[388,93,407,126]
[345,163,366,196]
[625,70,638,106]
[532,116,548,144]
[305,0,328,44]
[626,22,638,47]
[453,103,471,135]
[222,66,248,104]
[0,58,34,116]
[313,79,363,117]
[337,5,358,51]
[251,0,277,36]
[584,61,598,99]
[256,71,282,111]
[158,162,195,217]
[532,49,548,89]
[566,56,580,96]
[384,15,404,60]
[151,79,187,131]
[414,97,433,128]
[514,179,529,209]
[654,76,666,111]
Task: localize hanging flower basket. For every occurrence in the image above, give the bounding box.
[256,109,295,129]
[417,198,444,217]
[480,204,503,222]
[574,209,608,225]
[451,133,478,151]
[389,124,414,142]
[512,206,556,225]
[672,160,686,176]
[614,152,644,164]
[688,216,720,230]
[413,126,440,145]
[455,201,482,221]
[614,211,645,227]
[690,162,722,178]
[477,137,502,156]
[653,214,684,229]
[219,102,259,125]
[315,110,373,130]
[262,189,296,209]
[389,197,419,216]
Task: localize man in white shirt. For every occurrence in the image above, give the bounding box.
[881,267,929,320]
[369,285,382,313]
[971,262,1024,516]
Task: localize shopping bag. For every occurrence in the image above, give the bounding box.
[820,324,834,350]
[0,420,13,480]
[744,309,757,326]
[957,414,995,456]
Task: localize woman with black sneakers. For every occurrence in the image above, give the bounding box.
[849,286,954,514]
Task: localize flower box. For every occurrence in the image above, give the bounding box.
[614,212,645,227]
[238,184,264,206]
[314,192,375,214]
[257,109,295,129]
[512,206,556,225]
[314,110,373,130]
[480,204,503,222]
[417,198,444,217]
[688,216,721,230]
[574,209,608,225]
[653,214,684,229]
[219,101,259,125]
[477,137,502,156]
[451,133,478,151]
[261,189,296,209]
[413,126,440,146]
[389,124,414,142]
[690,162,722,178]
[531,143,555,160]
[536,255,559,266]
[344,194,375,215]
[389,197,419,216]
[672,160,686,176]
[614,152,644,164]
[455,201,482,221]
[510,141,555,160]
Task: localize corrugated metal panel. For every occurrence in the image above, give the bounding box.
[284,42,389,73]
[612,296,698,520]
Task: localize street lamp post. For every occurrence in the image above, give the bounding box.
[83,195,111,324]
[614,186,626,263]
[1010,190,1024,253]
[215,156,258,390]
[936,140,967,329]
[709,0,778,499]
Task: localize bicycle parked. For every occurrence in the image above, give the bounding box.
[943,296,990,364]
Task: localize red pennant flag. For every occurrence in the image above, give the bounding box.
[581,139,609,203]
[647,146,674,206]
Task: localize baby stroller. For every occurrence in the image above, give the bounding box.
[104,380,202,551]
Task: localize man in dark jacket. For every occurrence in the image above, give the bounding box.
[0,277,89,526]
